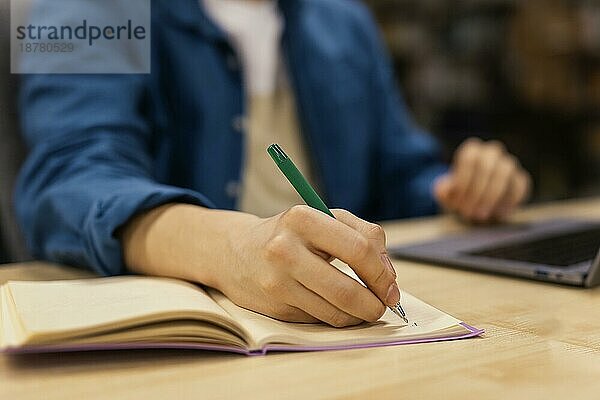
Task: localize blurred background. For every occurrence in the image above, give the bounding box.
[1,0,600,263]
[365,0,600,202]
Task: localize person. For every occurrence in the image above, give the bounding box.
[15,0,531,328]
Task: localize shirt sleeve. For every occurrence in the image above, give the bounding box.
[15,74,215,276]
[355,4,448,220]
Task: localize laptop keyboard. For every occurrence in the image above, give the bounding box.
[468,226,600,267]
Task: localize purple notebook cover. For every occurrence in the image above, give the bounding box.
[3,322,484,356]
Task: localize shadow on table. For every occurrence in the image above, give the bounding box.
[4,349,241,372]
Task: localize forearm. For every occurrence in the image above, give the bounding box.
[121,203,260,290]
[17,74,215,275]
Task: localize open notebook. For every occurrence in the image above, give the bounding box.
[0,277,483,355]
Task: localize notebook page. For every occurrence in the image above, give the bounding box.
[209,288,466,350]
[0,286,9,347]
[209,260,466,349]
[6,277,246,345]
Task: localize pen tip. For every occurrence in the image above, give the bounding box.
[397,303,409,323]
[390,304,409,324]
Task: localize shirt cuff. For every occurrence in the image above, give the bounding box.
[82,182,215,276]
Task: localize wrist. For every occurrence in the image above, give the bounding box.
[121,203,199,280]
[120,203,261,290]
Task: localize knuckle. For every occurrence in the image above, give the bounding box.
[366,303,386,322]
[483,150,502,165]
[264,234,293,263]
[464,137,482,148]
[487,140,506,154]
[367,223,386,243]
[326,310,353,328]
[371,263,389,286]
[332,282,355,305]
[331,208,350,219]
[350,234,371,263]
[271,305,298,321]
[459,146,479,165]
[281,205,312,226]
[458,137,481,154]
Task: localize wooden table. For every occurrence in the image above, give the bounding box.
[1,198,600,399]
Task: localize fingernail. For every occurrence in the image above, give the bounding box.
[385,282,400,306]
[381,254,396,278]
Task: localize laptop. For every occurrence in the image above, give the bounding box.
[389,219,600,287]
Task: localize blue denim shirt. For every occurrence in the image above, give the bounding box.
[15,0,447,276]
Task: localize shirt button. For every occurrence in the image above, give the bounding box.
[232,115,247,133]
[225,181,241,198]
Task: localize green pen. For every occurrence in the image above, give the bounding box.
[267,143,409,324]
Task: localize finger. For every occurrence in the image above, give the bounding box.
[451,138,482,208]
[268,303,321,324]
[291,246,386,322]
[284,281,364,327]
[495,172,531,219]
[332,209,387,251]
[332,209,397,278]
[459,142,505,219]
[432,174,455,211]
[282,206,396,307]
[234,290,319,323]
[472,156,516,222]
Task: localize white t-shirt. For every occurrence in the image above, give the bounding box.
[202,0,315,217]
[203,0,283,95]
